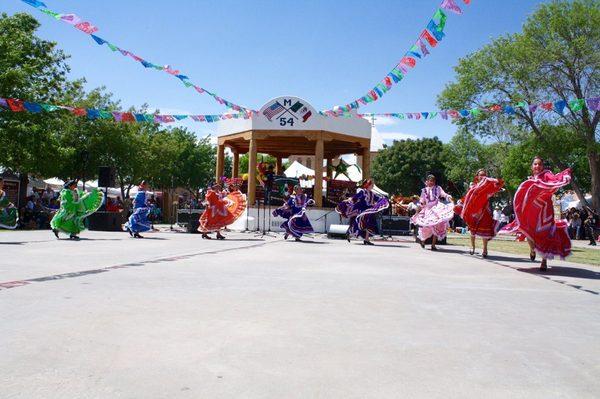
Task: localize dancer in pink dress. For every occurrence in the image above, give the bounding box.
[411,175,454,251]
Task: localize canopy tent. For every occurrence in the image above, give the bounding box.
[283,161,315,179]
[561,193,593,211]
[41,178,142,198]
[283,161,389,197]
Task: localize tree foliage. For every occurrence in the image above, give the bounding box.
[372,138,448,196]
[438,0,600,209]
[0,13,73,177]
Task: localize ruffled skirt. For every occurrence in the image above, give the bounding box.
[411,202,454,241]
[51,189,104,234]
[199,191,247,232]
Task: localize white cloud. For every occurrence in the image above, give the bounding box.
[378,131,419,141]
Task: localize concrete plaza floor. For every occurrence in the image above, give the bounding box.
[1,229,599,398]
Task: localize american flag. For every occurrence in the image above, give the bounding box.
[263,101,285,120]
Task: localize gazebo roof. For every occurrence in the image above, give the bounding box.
[217,96,371,157]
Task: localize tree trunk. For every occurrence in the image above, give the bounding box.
[18,173,28,209]
[587,147,600,212]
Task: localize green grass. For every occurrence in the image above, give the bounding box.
[447,234,600,266]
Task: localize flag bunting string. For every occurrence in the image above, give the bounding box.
[324,0,471,115]
[0,97,250,123]
[323,97,600,120]
[2,96,598,124]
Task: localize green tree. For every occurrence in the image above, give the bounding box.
[0,13,73,201]
[438,0,600,210]
[145,127,215,198]
[444,130,493,192]
[238,153,277,174]
[372,137,448,195]
[501,125,591,193]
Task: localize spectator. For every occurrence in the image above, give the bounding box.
[493,206,502,222]
[569,210,582,239]
[583,207,598,246]
[502,201,514,223]
[48,199,60,210]
[26,196,35,211]
[42,186,55,202]
[105,198,120,212]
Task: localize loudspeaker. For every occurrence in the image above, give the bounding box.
[328,224,349,239]
[88,211,125,231]
[98,166,115,187]
[187,217,201,234]
[381,215,410,236]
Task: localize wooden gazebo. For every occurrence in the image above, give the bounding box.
[215,96,372,207]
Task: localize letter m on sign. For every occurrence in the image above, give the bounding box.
[283,99,292,106]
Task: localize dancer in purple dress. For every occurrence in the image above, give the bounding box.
[411,175,454,251]
[336,179,389,245]
[273,185,314,241]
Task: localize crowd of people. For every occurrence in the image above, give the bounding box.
[564,206,599,246]
[0,182,162,231]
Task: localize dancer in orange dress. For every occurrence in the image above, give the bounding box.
[198,181,247,240]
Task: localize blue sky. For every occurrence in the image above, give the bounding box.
[3,0,550,143]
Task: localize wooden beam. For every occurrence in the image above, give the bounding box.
[216,144,225,182]
[232,151,239,178]
[248,137,257,205]
[275,157,283,175]
[314,138,324,207]
[361,147,371,181]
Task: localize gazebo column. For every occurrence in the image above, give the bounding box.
[361,147,371,180]
[248,137,258,205]
[314,139,324,207]
[216,144,225,182]
[275,157,283,175]
[326,158,333,179]
[232,151,239,178]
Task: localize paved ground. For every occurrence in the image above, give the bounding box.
[1,229,599,399]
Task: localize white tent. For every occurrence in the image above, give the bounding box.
[561,194,592,210]
[283,161,316,178]
[283,161,389,197]
[42,177,127,198]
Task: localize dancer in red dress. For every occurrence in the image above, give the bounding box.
[199,182,247,240]
[459,169,504,258]
[500,157,572,271]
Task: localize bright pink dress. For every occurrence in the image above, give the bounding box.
[411,185,454,241]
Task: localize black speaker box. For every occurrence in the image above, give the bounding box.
[98,166,115,187]
[381,215,411,236]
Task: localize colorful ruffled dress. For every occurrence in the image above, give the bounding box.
[411,185,454,241]
[0,190,18,229]
[50,188,104,235]
[336,188,389,239]
[459,177,504,239]
[272,193,315,238]
[125,190,152,234]
[199,189,247,233]
[500,169,572,259]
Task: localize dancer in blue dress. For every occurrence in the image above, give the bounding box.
[336,179,389,245]
[124,181,152,238]
[273,185,314,241]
